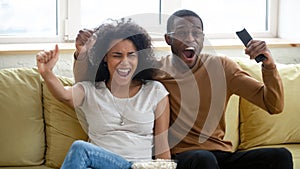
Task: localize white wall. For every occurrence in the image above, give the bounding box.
[0,52,74,78]
[1,45,299,79]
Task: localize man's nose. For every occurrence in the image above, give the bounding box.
[184,31,195,42]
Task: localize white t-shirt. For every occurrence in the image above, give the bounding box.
[75,80,169,161]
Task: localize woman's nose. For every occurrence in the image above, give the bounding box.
[120,55,129,64]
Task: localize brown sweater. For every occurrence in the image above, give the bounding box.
[73,53,284,155]
[154,54,283,154]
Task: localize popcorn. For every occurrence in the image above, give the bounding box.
[131,159,177,169]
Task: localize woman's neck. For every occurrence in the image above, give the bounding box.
[106,80,142,98]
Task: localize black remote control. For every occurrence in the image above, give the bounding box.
[236,28,267,63]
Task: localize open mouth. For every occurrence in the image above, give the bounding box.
[116,68,131,77]
[182,47,195,60]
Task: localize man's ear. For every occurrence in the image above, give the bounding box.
[164,34,172,45]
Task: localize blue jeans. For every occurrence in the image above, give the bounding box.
[61,140,132,169]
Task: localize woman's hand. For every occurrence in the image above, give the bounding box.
[36,44,59,77]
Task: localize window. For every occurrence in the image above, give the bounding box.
[77,0,278,40]
[0,0,58,43]
[177,0,279,38]
[79,0,162,39]
[0,0,278,43]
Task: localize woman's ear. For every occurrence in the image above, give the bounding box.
[164,34,172,45]
[104,55,107,62]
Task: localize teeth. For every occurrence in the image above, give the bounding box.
[118,68,130,73]
[185,47,195,51]
[117,68,131,77]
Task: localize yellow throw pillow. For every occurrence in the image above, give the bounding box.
[0,68,45,166]
[43,77,88,168]
[235,58,300,149]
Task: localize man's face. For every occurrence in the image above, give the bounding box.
[166,16,204,68]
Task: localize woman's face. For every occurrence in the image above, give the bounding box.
[105,39,138,87]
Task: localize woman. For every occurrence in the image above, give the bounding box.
[36,19,171,169]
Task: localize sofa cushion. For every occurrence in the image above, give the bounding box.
[223,94,240,152]
[235,58,300,149]
[43,77,88,168]
[0,68,45,166]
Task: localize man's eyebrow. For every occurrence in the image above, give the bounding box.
[193,25,202,30]
[175,25,202,30]
[175,25,185,30]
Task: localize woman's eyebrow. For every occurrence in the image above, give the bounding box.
[111,51,136,55]
[111,51,122,54]
[128,51,136,54]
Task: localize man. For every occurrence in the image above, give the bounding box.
[73,10,293,169]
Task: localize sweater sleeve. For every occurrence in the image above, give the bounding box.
[73,52,97,83]
[261,66,284,113]
[225,57,283,114]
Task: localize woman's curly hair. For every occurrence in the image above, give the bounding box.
[87,18,159,83]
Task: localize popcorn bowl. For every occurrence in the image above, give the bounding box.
[131,159,177,169]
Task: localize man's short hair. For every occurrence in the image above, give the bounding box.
[166,9,204,33]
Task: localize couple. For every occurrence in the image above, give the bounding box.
[37,9,293,169]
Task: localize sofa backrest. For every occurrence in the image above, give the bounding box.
[0,68,88,168]
[0,68,45,166]
[42,76,88,168]
[234,57,300,150]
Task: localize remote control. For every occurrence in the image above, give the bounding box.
[236,28,267,63]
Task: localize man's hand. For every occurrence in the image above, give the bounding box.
[245,40,276,69]
[36,44,59,77]
[74,29,94,60]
